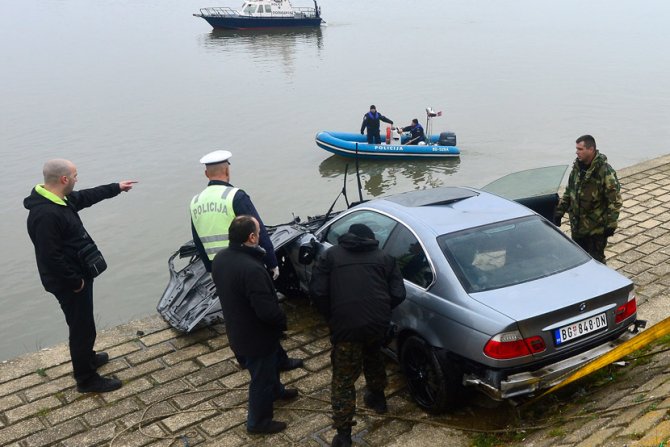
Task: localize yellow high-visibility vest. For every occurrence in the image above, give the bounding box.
[190,185,239,260]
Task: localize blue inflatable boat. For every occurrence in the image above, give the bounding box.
[315,130,460,159]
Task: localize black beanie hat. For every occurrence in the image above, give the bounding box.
[348,223,375,240]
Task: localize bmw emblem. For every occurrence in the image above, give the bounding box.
[579,302,587,312]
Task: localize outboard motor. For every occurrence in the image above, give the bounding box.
[438,132,457,147]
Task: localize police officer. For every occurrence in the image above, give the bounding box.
[360,105,394,144]
[398,118,426,145]
[190,150,303,371]
[554,135,623,263]
[309,223,406,447]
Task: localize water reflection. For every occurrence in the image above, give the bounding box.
[199,27,324,74]
[318,156,461,198]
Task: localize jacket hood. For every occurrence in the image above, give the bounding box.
[337,232,380,252]
[23,185,67,211]
[575,151,607,173]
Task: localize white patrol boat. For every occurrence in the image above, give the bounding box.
[194,0,324,30]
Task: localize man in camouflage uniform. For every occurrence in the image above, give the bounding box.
[310,223,406,447]
[554,135,622,263]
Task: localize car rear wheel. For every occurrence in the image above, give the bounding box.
[400,336,460,413]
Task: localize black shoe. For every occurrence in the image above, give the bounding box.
[93,352,109,369]
[279,357,304,372]
[331,431,352,447]
[363,389,388,414]
[276,388,299,400]
[247,420,287,434]
[76,375,122,393]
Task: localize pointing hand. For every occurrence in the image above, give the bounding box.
[119,180,138,192]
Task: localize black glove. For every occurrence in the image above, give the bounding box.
[553,215,563,227]
[604,228,615,238]
[360,130,364,135]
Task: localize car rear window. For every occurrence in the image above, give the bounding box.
[438,216,590,293]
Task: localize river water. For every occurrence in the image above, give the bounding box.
[1,0,669,360]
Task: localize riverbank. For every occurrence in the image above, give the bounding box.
[2,155,670,447]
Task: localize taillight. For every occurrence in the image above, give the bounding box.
[615,292,637,324]
[484,331,546,359]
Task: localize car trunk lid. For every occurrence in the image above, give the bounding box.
[470,261,633,355]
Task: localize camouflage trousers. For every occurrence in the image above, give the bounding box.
[573,234,608,263]
[330,338,387,430]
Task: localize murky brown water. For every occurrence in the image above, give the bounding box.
[2,0,669,360]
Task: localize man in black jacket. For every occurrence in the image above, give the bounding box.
[310,223,406,447]
[24,159,136,393]
[360,105,394,144]
[211,215,297,435]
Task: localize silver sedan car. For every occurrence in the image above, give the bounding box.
[159,166,641,413]
[270,166,640,412]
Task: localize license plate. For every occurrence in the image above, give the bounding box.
[554,313,607,345]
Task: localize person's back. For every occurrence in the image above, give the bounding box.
[318,232,401,341]
[310,223,405,447]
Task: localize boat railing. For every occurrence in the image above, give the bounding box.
[292,7,319,18]
[196,6,318,18]
[196,7,241,18]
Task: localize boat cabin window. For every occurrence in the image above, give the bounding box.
[242,4,256,14]
[264,5,272,12]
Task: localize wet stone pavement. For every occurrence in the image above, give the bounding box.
[3,155,670,447]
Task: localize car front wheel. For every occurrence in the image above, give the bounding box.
[400,335,460,413]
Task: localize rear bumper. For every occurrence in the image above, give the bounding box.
[463,325,638,400]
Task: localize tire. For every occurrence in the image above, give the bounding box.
[400,335,460,413]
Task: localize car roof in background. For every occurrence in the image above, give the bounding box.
[367,186,536,235]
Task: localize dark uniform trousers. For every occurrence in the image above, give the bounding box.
[331,338,387,430]
[55,280,98,385]
[245,343,286,430]
[573,235,608,263]
[367,133,382,144]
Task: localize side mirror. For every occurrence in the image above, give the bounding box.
[298,241,317,265]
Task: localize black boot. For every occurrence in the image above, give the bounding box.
[331,428,352,447]
[363,389,388,414]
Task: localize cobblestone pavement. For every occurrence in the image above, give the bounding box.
[2,155,670,447]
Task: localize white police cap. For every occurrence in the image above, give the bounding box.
[199,150,232,165]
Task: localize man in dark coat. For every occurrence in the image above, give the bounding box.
[211,215,298,434]
[24,159,136,393]
[310,223,406,447]
[360,105,394,144]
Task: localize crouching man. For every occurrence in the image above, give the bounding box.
[310,223,406,447]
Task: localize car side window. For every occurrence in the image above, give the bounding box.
[384,225,433,288]
[322,210,397,248]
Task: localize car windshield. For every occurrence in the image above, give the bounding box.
[438,216,590,293]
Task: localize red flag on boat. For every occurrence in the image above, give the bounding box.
[437,111,443,116]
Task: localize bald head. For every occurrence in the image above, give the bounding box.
[43,159,75,185]
[205,161,230,181]
[42,159,78,197]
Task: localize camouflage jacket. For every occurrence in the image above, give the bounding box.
[555,152,622,238]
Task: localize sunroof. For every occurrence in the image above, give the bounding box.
[385,187,478,207]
